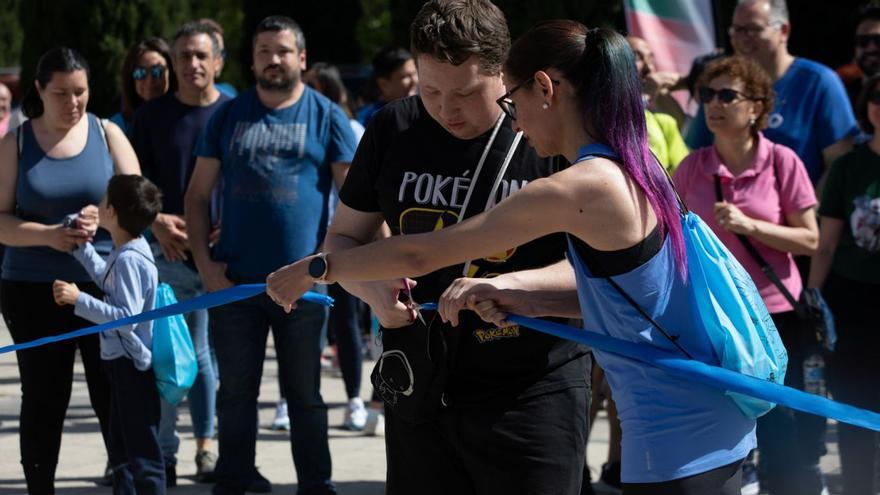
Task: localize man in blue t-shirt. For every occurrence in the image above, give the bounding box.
[128,21,231,487]
[186,15,355,495]
[686,0,858,185]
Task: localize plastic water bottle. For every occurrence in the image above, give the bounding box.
[803,353,826,396]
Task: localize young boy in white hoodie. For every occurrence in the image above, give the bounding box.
[53,174,165,494]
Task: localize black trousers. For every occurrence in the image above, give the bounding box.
[823,273,880,495]
[621,459,744,495]
[385,384,590,495]
[1,280,112,494]
[105,357,165,495]
[756,311,827,495]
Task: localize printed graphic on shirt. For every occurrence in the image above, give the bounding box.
[230,122,307,164]
[851,193,880,253]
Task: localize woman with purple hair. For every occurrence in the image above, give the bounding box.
[266,21,755,494]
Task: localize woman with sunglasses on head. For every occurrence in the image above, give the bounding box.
[268,21,758,494]
[807,74,880,495]
[673,56,822,495]
[0,46,142,493]
[110,37,174,133]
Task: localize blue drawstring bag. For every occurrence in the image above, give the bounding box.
[683,212,788,418]
[152,283,197,405]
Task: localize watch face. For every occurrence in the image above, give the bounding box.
[308,256,327,279]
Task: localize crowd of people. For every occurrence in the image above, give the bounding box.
[0,0,878,494]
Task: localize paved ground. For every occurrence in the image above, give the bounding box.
[0,318,845,494]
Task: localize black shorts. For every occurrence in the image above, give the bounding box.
[385,385,590,495]
[621,459,744,495]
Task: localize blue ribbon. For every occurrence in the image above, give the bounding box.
[418,302,880,432]
[0,285,333,355]
[7,289,880,432]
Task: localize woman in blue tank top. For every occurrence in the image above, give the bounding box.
[0,47,141,493]
[267,22,755,495]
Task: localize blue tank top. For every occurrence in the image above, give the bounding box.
[3,114,114,282]
[569,144,755,483]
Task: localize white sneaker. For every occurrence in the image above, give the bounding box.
[270,400,290,431]
[343,398,368,431]
[363,408,385,436]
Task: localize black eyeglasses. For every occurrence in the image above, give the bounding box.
[727,23,779,38]
[496,77,560,120]
[132,64,166,81]
[698,87,754,105]
[857,34,880,49]
[867,91,880,104]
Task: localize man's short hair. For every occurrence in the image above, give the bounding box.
[856,5,880,30]
[737,0,789,26]
[172,21,222,57]
[372,46,413,79]
[409,0,510,74]
[253,15,305,52]
[107,175,163,238]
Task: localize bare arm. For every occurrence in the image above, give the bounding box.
[104,121,141,175]
[324,203,418,328]
[0,132,90,250]
[808,216,844,289]
[438,259,581,327]
[184,157,232,291]
[715,203,819,256]
[330,161,350,192]
[267,174,582,311]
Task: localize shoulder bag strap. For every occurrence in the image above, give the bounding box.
[713,168,803,314]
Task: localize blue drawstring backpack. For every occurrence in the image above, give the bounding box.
[579,143,787,419]
[152,283,197,405]
[683,211,788,418]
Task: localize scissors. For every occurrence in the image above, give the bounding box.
[401,279,427,326]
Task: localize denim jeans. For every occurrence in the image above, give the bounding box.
[210,288,332,494]
[154,253,216,467]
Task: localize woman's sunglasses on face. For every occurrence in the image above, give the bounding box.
[698,87,755,105]
[132,64,167,81]
[867,91,880,105]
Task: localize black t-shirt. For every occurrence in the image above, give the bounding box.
[340,96,588,403]
[129,91,231,215]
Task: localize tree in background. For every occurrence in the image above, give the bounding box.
[0,0,22,68]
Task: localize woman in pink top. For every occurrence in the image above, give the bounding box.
[673,56,821,495]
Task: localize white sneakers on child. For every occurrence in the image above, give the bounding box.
[343,398,368,431]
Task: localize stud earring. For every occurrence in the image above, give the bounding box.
[542,102,550,110]
[749,116,756,127]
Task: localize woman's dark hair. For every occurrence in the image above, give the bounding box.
[857,74,880,134]
[305,62,354,117]
[22,47,90,119]
[120,37,174,123]
[505,21,686,274]
[696,55,775,133]
[409,0,510,74]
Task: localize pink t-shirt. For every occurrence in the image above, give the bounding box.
[673,132,817,313]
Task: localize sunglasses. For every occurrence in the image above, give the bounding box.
[132,64,167,81]
[727,23,779,38]
[868,91,880,104]
[496,77,560,120]
[856,34,880,49]
[698,87,754,105]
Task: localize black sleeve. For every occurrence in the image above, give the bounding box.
[338,106,390,213]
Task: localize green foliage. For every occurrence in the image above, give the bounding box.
[356,0,393,63]
[19,0,193,117]
[0,0,22,67]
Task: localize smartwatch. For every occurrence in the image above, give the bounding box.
[308,253,329,283]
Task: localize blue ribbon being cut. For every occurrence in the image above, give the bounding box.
[0,285,333,355]
[417,302,880,432]
[4,287,879,432]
